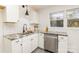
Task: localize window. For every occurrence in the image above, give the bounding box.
[67,8,79,27]
[50,12,64,27]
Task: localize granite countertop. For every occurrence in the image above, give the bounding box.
[40,31,68,36]
[4,31,67,41]
[4,32,35,40]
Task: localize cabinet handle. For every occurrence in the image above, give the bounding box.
[61,37,64,39]
[20,44,22,46]
[16,40,19,43]
[40,34,43,36]
[31,39,34,40]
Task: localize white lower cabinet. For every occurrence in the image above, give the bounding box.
[22,37,31,53]
[4,38,22,53]
[31,34,38,52]
[38,33,44,49]
[12,39,22,53]
[58,36,68,53]
[4,33,38,53]
[22,33,38,53]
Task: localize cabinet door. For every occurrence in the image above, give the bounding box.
[0,22,3,52]
[4,5,19,22]
[12,39,22,53]
[58,36,68,53]
[22,37,31,53]
[31,34,38,52]
[38,33,44,49]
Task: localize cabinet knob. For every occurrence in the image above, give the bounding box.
[31,39,33,40]
[20,44,22,46]
[16,40,19,43]
[61,37,64,39]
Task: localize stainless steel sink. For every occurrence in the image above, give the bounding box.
[4,32,35,40]
[5,34,23,39]
[17,32,34,36]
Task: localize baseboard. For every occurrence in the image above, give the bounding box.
[31,47,39,53]
[38,47,54,53]
[38,47,44,50]
[67,51,73,53]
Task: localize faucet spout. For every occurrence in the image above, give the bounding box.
[23,24,27,34]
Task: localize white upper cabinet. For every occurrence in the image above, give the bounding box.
[3,5,19,22]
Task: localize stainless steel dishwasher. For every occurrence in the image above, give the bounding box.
[44,34,58,52]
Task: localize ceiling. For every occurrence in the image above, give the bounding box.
[31,5,53,11]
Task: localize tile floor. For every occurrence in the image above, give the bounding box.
[32,47,71,53]
[32,48,50,53]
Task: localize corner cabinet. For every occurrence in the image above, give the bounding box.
[58,35,68,53]
[22,33,38,53]
[2,5,19,22]
[4,38,22,53]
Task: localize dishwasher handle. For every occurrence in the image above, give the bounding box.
[44,35,57,39]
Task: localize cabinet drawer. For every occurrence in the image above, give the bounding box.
[58,36,66,42]
[58,36,68,53]
[12,39,22,53]
[39,33,44,36]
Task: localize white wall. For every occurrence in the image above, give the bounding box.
[0,12,3,52]
[38,5,79,52]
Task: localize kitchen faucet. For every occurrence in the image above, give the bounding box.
[23,24,27,34]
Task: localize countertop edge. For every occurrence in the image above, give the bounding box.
[40,32,68,36]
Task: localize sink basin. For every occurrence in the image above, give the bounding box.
[4,34,23,40]
[4,32,35,40]
[17,32,34,36]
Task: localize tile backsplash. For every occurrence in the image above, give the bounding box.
[3,17,30,35]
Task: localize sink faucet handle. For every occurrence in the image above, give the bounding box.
[23,24,27,33]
